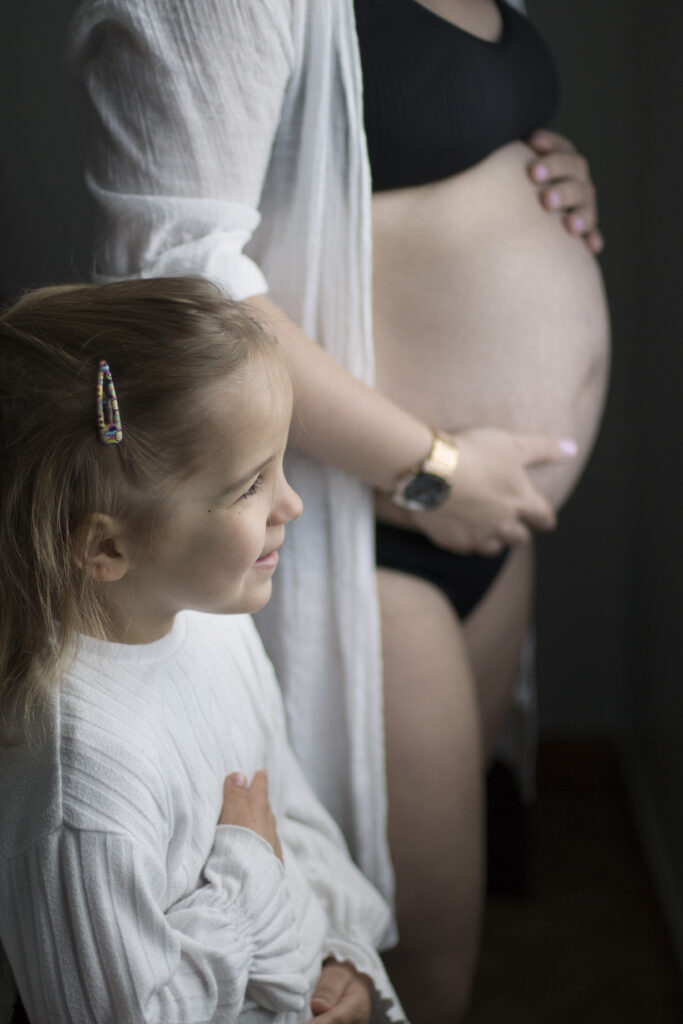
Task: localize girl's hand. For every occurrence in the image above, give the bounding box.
[308,960,372,1024]
[220,770,283,862]
[527,128,604,255]
[408,426,578,556]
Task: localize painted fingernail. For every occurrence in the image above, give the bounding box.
[533,163,548,182]
[570,215,584,233]
[548,190,561,209]
[228,772,247,787]
[560,438,578,457]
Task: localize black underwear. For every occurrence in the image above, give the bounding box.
[376,522,509,619]
[355,0,560,190]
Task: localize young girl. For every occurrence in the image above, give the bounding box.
[0,277,404,1024]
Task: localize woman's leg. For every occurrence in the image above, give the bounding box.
[465,543,535,758]
[378,544,534,1022]
[378,567,483,1022]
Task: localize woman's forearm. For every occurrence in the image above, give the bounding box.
[245,295,434,492]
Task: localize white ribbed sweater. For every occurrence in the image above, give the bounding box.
[0,613,403,1023]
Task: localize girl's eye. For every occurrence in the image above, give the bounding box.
[239,474,264,501]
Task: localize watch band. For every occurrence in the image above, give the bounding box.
[421,430,459,482]
[390,429,459,509]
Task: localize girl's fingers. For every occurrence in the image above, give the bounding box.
[306,989,369,1024]
[248,769,269,807]
[310,963,350,1016]
[226,772,247,788]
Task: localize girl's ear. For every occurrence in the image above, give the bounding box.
[73,514,131,582]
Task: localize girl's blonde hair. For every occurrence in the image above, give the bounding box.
[0,276,276,744]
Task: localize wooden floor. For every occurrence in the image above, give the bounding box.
[468,740,683,1023]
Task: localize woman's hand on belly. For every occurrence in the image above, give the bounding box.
[527,128,604,254]
[399,426,578,556]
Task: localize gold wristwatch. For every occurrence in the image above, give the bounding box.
[391,430,459,510]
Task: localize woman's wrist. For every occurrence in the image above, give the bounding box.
[389,429,459,510]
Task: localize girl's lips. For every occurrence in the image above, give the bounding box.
[254,548,280,569]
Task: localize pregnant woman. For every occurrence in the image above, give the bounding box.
[69,1,609,1019]
[360,0,610,1016]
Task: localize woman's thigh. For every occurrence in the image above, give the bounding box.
[377,568,484,989]
[464,542,535,757]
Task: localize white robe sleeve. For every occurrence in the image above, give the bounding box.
[67,0,295,296]
[1,823,307,1023]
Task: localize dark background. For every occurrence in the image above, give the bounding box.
[2,0,682,969]
[527,0,683,964]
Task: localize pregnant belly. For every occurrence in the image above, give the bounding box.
[371,141,610,511]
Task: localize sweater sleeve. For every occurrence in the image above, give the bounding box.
[1,823,307,1024]
[276,748,405,1023]
[67,0,294,296]
[237,621,405,1023]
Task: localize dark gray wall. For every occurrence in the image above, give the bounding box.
[528,0,641,736]
[1,1,92,297]
[528,0,683,960]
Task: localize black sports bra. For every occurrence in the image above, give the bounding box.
[354,0,560,191]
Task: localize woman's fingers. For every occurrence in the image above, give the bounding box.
[527,130,604,252]
[530,149,589,185]
[533,155,596,222]
[520,434,579,467]
[585,228,605,254]
[412,427,577,554]
[513,434,577,531]
[518,491,556,533]
[538,178,598,235]
[527,128,576,155]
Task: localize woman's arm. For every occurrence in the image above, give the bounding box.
[68,0,294,290]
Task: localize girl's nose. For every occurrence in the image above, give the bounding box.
[271,478,303,526]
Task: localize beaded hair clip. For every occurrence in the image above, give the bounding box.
[96,359,123,444]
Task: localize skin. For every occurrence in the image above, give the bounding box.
[528,128,604,254]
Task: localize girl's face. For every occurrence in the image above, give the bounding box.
[112,355,302,643]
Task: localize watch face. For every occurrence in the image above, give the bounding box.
[401,472,450,510]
